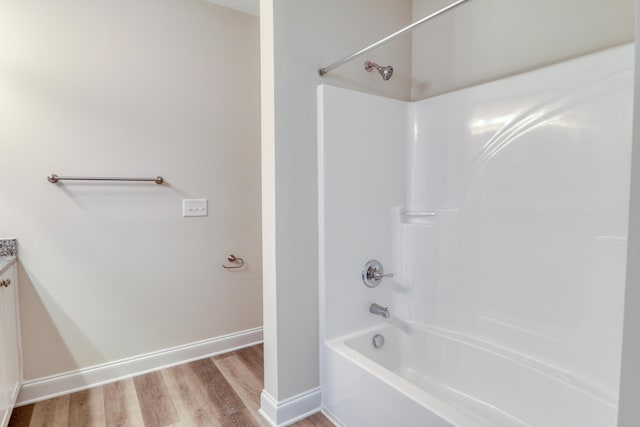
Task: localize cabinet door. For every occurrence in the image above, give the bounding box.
[0,268,11,427]
[3,267,20,404]
[0,266,21,427]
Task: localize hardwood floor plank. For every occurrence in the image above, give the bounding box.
[67,389,90,427]
[67,387,106,427]
[29,399,56,427]
[89,387,107,427]
[7,404,33,427]
[212,353,268,426]
[161,363,223,427]
[253,344,264,358]
[291,412,335,427]
[231,345,264,379]
[103,380,128,427]
[51,395,71,425]
[25,398,56,427]
[133,371,179,427]
[219,408,265,427]
[188,358,258,426]
[104,378,145,427]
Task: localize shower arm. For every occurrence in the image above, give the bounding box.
[318,0,473,77]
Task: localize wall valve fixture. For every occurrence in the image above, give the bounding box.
[362,260,393,288]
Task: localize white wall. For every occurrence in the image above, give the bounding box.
[0,0,262,382]
[411,0,635,99]
[260,0,412,415]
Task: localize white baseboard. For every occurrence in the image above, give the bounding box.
[1,381,20,427]
[321,407,345,427]
[259,387,322,427]
[17,327,263,406]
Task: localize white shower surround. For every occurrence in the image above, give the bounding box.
[318,44,633,426]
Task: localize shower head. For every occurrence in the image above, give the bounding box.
[365,61,394,81]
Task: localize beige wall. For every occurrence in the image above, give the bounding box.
[411,0,635,99]
[0,0,262,380]
[261,0,411,403]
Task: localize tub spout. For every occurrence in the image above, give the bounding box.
[370,303,390,319]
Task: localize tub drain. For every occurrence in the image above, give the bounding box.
[372,334,385,349]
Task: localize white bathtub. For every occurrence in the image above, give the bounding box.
[323,323,617,427]
[318,46,630,427]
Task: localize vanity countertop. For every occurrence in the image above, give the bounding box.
[0,239,17,275]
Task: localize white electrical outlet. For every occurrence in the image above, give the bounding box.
[183,199,208,217]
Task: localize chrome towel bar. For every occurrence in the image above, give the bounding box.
[48,174,164,184]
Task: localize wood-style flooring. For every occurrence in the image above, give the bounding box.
[9,345,334,427]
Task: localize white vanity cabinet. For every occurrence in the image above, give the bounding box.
[0,264,22,427]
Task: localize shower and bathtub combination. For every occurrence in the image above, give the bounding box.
[317,5,634,424]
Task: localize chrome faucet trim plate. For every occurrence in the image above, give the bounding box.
[362,259,393,288]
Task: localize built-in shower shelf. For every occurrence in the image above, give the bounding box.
[400,210,437,225]
[401,210,436,217]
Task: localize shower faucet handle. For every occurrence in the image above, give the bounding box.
[362,260,393,288]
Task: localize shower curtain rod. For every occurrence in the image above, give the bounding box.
[318,0,473,77]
